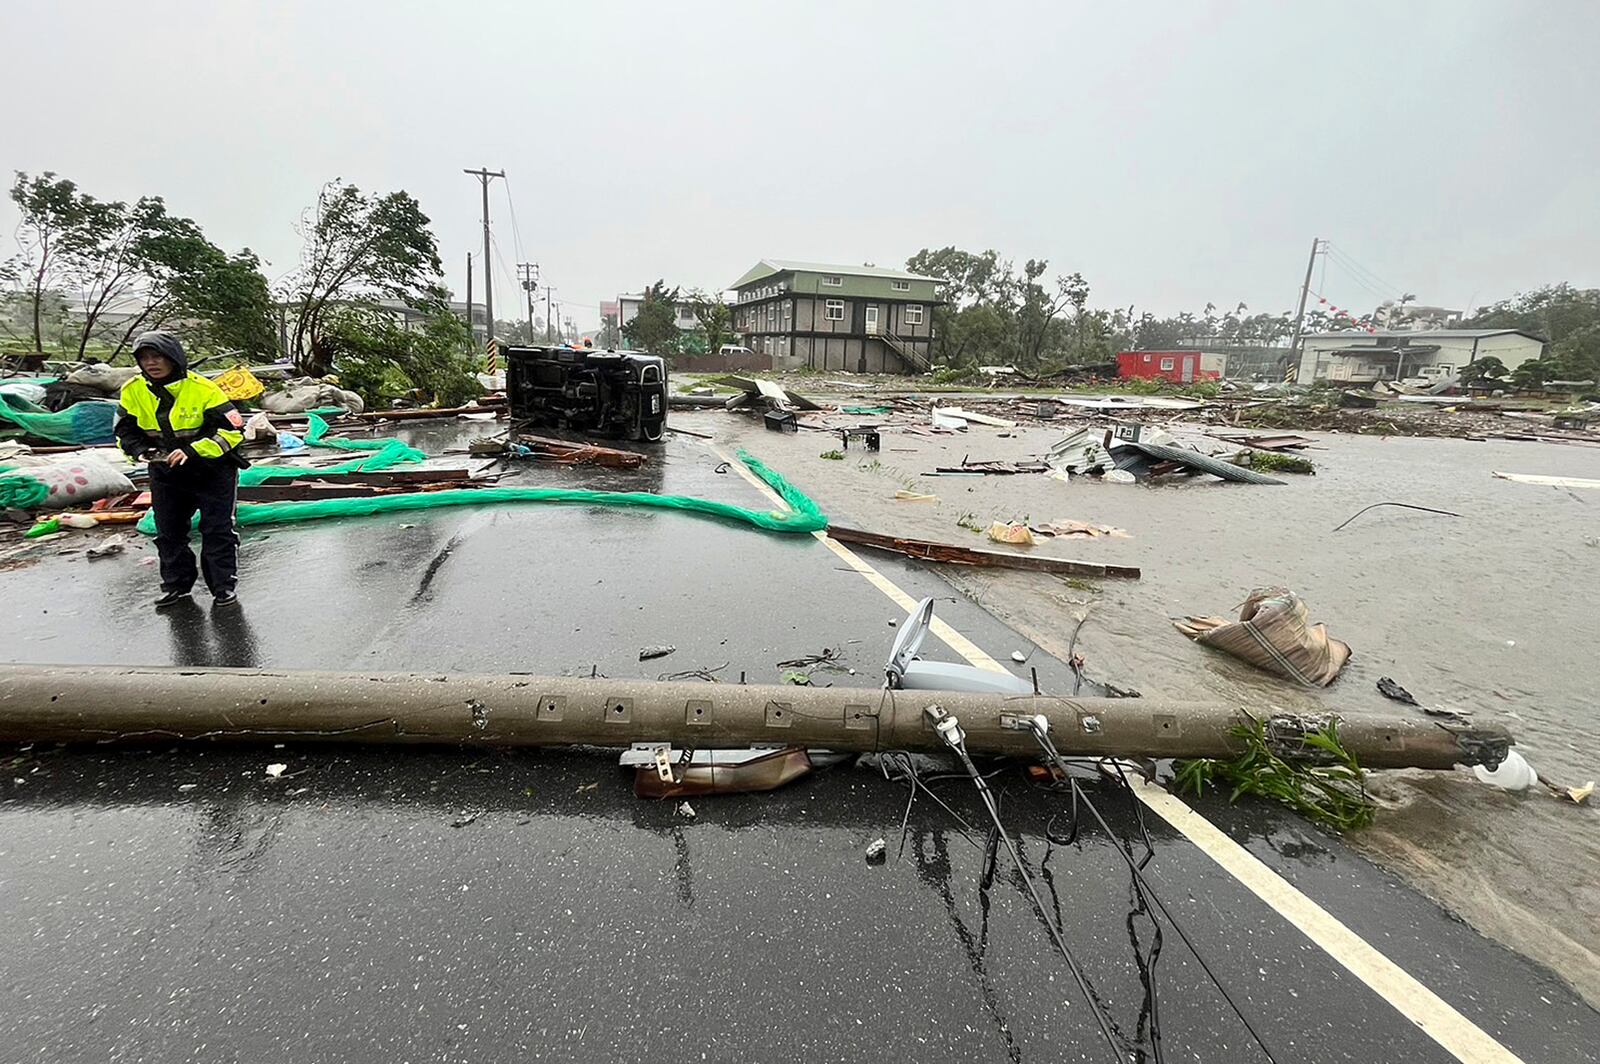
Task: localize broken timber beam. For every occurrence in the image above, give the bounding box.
[515,434,647,468]
[0,665,1507,768]
[827,525,1140,579]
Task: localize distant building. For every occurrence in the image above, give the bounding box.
[1296,329,1546,384]
[617,293,701,333]
[1117,350,1223,383]
[729,260,942,374]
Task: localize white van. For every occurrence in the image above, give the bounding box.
[718,344,754,357]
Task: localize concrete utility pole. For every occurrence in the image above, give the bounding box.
[463,168,506,344]
[544,287,558,342]
[1287,237,1325,378]
[0,665,1512,768]
[517,262,540,341]
[464,252,474,342]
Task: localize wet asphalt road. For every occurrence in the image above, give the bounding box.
[2,425,1597,1063]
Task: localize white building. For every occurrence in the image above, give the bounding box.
[617,293,703,332]
[1296,329,1546,384]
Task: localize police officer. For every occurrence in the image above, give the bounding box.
[114,331,248,608]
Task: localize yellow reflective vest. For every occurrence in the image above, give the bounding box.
[116,372,244,462]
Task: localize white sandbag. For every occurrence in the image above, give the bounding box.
[23,455,135,510]
[0,382,48,404]
[261,377,365,415]
[65,364,139,394]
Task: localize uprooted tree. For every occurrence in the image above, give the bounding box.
[2,170,275,359]
[281,180,447,375]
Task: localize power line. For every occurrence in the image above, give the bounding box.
[1324,244,1406,301]
[500,175,527,266]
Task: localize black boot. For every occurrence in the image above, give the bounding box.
[154,589,192,609]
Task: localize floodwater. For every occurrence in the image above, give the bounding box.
[714,411,1600,1003]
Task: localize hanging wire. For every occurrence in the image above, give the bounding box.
[1025,723,1281,1064]
[500,174,527,266]
[929,709,1127,1062]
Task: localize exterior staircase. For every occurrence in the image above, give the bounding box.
[881,331,930,373]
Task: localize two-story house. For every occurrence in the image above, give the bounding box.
[729,260,942,373]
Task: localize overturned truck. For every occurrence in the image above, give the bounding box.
[505,344,668,442]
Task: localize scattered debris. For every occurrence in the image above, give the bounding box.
[864,838,887,864]
[676,801,697,819]
[451,810,481,828]
[986,521,1035,545]
[828,525,1140,579]
[1332,501,1461,532]
[1030,520,1130,539]
[932,459,1049,476]
[1473,749,1539,792]
[1010,651,1027,663]
[177,782,197,792]
[1175,588,1350,687]
[85,536,127,559]
[764,410,798,433]
[782,671,812,686]
[894,490,938,502]
[1376,677,1419,706]
[1231,449,1315,475]
[933,407,1017,428]
[639,645,676,661]
[776,648,846,671]
[514,434,647,468]
[265,763,287,778]
[819,449,844,460]
[1491,471,1600,489]
[1206,432,1318,451]
[930,409,969,430]
[576,782,599,793]
[712,374,820,412]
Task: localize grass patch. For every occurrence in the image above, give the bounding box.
[819,449,845,460]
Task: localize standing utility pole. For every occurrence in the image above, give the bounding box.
[1287,237,1326,375]
[463,168,505,344]
[517,263,540,341]
[544,287,558,343]
[465,252,474,342]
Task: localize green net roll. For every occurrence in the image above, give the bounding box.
[138,450,827,537]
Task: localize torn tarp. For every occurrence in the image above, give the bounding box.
[1174,587,1351,687]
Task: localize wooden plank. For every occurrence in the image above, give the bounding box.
[826,525,1140,579]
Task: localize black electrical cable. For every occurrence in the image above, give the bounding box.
[1031,736,1282,1064]
[936,717,1127,1063]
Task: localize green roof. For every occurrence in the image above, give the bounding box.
[730,259,941,290]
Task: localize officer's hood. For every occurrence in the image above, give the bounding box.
[131,330,188,385]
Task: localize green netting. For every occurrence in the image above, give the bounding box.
[138,449,827,537]
[0,392,118,445]
[0,469,50,509]
[240,439,426,486]
[304,412,427,460]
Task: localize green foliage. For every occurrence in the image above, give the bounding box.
[3,171,275,360]
[819,449,844,460]
[1232,449,1315,474]
[621,280,681,356]
[284,180,446,374]
[1459,355,1508,384]
[687,290,732,356]
[323,301,482,408]
[1465,284,1600,389]
[1174,717,1375,832]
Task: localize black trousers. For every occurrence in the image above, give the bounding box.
[149,461,239,595]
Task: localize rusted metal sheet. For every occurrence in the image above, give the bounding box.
[827,525,1140,579]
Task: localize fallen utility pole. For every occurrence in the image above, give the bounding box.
[828,525,1141,579]
[0,665,1508,768]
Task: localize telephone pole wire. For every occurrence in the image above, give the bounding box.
[463,167,506,344]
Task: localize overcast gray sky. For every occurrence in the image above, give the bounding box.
[5,0,1596,331]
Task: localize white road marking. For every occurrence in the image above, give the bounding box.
[717,442,1525,1064]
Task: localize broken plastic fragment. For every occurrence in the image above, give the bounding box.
[265,763,287,778]
[676,801,696,819]
[865,838,887,864]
